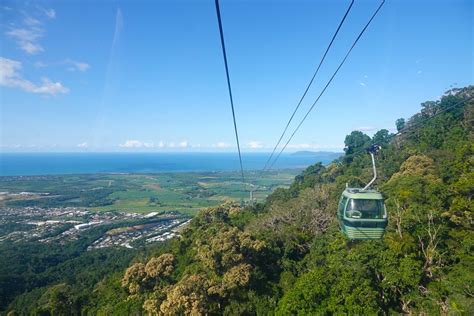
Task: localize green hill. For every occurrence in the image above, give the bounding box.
[5,86,473,314]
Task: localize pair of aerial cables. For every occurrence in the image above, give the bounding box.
[214,0,385,181]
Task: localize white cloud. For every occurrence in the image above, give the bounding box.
[1,144,22,149]
[32,78,68,94]
[119,140,155,148]
[24,17,41,26]
[77,142,89,148]
[355,126,377,132]
[247,140,264,149]
[6,7,55,54]
[33,59,91,72]
[65,60,90,72]
[0,57,69,95]
[74,62,90,72]
[118,140,190,149]
[119,140,146,148]
[6,27,44,54]
[359,82,366,87]
[213,142,231,149]
[42,8,56,19]
[22,41,43,54]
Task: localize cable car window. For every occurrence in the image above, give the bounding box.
[338,196,347,216]
[346,199,384,219]
[340,196,348,208]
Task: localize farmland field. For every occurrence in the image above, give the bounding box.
[0,170,300,214]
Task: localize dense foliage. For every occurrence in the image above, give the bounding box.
[3,86,473,314]
[0,224,138,314]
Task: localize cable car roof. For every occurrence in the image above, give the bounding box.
[342,188,384,200]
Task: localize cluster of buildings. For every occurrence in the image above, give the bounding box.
[89,218,190,250]
[0,207,190,248]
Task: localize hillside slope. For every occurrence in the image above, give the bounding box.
[7,86,473,315]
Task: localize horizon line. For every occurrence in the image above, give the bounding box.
[0,150,344,154]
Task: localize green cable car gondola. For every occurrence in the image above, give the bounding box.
[337,145,388,240]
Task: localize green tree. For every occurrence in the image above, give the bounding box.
[344,131,371,162]
[372,129,392,146]
[37,283,74,315]
[396,118,405,132]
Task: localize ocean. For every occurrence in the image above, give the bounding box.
[0,152,342,176]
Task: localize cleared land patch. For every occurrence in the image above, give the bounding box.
[0,170,300,214]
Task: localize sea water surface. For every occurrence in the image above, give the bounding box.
[0,152,342,176]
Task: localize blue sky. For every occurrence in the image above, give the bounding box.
[0,0,472,152]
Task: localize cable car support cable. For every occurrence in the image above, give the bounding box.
[263,0,355,171]
[214,0,245,183]
[267,0,385,171]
